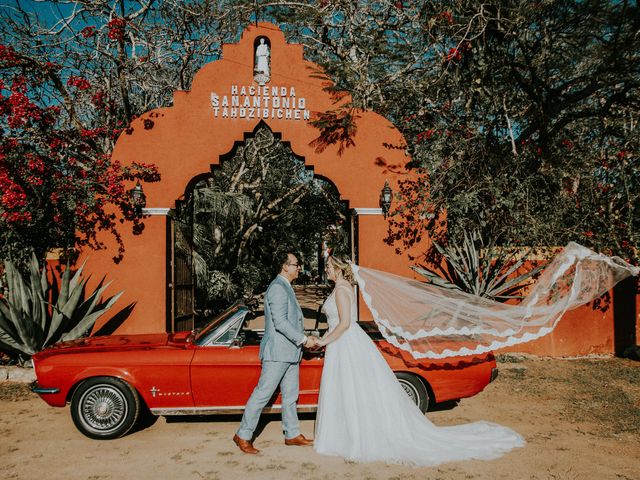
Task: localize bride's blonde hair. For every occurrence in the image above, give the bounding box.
[329,253,356,285]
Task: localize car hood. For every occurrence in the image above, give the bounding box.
[33,333,173,360]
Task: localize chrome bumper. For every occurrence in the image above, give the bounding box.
[30,382,60,394]
[490,367,499,382]
[150,404,318,416]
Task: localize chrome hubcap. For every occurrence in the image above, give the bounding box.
[79,385,128,434]
[96,401,109,416]
[399,380,419,406]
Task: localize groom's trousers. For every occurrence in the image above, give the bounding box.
[236,360,300,440]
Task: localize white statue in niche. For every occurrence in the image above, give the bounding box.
[254,37,270,85]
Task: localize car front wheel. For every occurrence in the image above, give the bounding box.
[71,377,140,440]
[395,372,430,413]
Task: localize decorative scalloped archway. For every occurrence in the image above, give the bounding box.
[86,23,416,334]
[170,121,350,332]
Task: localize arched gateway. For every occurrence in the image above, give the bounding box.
[84,23,631,359]
[87,23,416,335]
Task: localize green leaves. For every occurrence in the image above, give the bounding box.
[0,254,122,358]
[264,1,640,263]
[412,230,543,302]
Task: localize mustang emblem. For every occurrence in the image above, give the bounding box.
[150,386,189,397]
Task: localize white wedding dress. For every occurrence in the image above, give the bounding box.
[313,284,525,466]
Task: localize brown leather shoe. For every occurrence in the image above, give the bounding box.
[284,434,314,446]
[233,434,260,454]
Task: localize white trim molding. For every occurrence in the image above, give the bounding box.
[354,208,384,215]
[150,404,318,415]
[142,207,171,216]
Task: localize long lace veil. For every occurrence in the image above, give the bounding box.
[351,242,639,359]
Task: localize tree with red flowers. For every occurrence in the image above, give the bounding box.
[0,41,160,265]
[0,1,247,266]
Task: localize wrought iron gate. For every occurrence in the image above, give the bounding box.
[168,214,194,332]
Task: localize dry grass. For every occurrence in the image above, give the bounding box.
[0,382,36,402]
[497,356,640,436]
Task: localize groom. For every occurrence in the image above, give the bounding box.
[233,249,319,454]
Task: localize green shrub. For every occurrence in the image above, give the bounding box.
[0,254,122,360]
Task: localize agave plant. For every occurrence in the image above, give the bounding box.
[0,253,122,359]
[412,230,543,302]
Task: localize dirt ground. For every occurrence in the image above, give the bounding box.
[1,355,639,480]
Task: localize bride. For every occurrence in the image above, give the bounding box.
[313,254,526,466]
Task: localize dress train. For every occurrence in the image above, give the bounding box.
[313,287,525,466]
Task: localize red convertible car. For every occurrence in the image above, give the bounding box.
[31,304,498,440]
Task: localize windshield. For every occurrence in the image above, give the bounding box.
[194,303,247,344]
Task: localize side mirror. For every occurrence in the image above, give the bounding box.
[230,336,244,349]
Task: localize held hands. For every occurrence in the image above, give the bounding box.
[304,335,323,350]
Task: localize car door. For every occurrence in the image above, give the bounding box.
[190,309,263,409]
[191,342,263,409]
[190,308,324,409]
[191,345,325,409]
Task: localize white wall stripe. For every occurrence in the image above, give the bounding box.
[142,208,171,216]
[354,208,383,215]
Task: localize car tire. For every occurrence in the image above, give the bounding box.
[71,376,141,440]
[395,372,430,413]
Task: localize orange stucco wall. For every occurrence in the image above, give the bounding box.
[86,23,411,335]
[80,215,168,335]
[355,214,425,322]
[80,23,637,356]
[498,305,614,357]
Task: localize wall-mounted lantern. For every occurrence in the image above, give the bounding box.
[129,181,146,217]
[379,180,393,218]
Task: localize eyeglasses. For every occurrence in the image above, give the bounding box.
[288,263,300,268]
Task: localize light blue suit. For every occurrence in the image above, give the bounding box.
[237,275,305,440]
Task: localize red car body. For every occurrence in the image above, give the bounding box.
[32,304,497,439]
